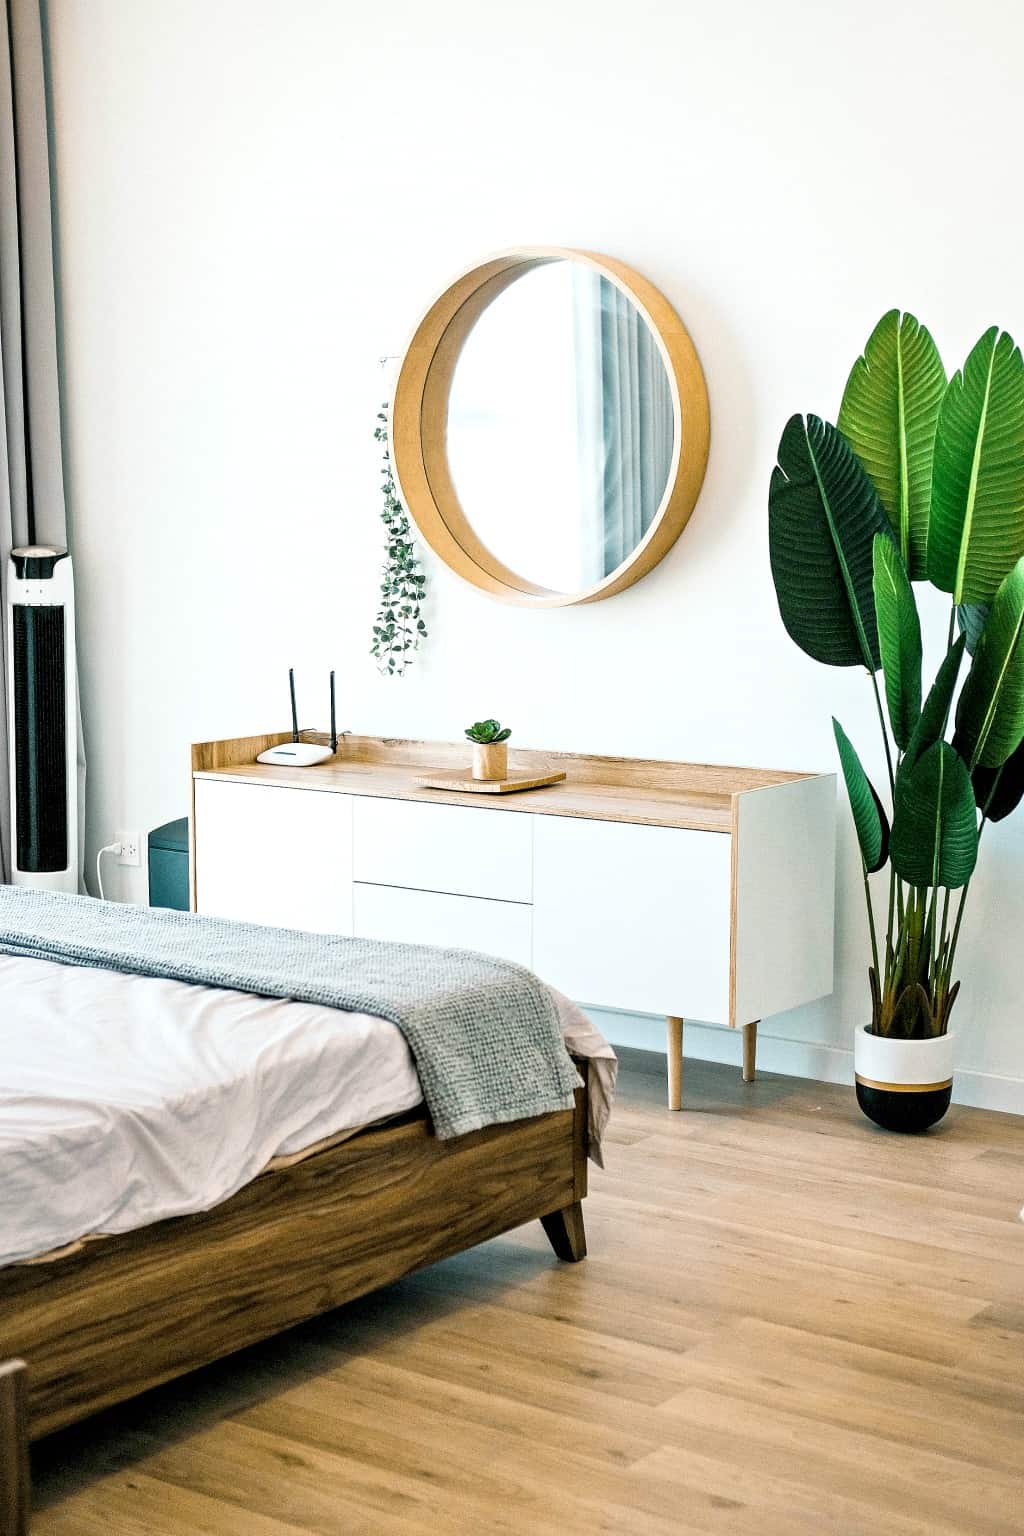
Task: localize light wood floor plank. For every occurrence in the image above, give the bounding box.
[659,1317,1024,1470]
[29,1058,1024,1536]
[647,1385,1024,1532]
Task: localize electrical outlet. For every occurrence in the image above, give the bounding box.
[117,831,141,867]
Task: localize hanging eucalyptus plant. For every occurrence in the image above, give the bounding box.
[770,311,1024,1041]
[372,405,427,676]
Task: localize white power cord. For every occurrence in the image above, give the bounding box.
[95,840,122,901]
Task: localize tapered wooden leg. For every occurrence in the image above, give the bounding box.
[667,1016,684,1110]
[0,1360,30,1536]
[541,1201,587,1262]
[742,1020,759,1083]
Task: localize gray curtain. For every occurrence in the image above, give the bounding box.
[575,273,674,582]
[0,0,76,884]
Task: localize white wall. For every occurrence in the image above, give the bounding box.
[44,0,1024,1112]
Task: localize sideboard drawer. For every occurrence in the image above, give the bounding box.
[352,797,532,902]
[532,815,732,1022]
[194,778,353,933]
[353,882,532,968]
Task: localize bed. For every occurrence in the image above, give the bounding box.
[0,932,613,1535]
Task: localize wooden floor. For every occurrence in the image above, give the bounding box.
[30,1055,1024,1535]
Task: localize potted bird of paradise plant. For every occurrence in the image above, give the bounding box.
[769,312,1024,1130]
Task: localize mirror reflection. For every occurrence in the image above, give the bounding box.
[442,261,675,594]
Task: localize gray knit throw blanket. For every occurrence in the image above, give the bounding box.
[0,887,579,1139]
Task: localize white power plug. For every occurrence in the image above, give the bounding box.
[96,841,121,901]
[95,832,142,900]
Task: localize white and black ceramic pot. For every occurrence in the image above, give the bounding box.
[854,1028,953,1132]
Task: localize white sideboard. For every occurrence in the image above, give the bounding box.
[190,733,836,1106]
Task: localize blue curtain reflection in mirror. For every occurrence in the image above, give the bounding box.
[445,261,675,594]
[574,270,674,581]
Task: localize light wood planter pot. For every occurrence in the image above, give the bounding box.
[473,742,508,781]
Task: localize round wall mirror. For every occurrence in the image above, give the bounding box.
[391,248,710,607]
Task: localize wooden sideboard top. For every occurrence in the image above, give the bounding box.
[192,734,824,835]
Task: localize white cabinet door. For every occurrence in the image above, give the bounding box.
[352,796,532,902]
[194,779,353,933]
[532,815,732,1022]
[353,883,532,968]
[732,775,836,1025]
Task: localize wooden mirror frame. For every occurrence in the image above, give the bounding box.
[390,247,711,607]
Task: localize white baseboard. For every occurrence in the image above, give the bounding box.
[950,1069,1024,1116]
[586,1007,1024,1117]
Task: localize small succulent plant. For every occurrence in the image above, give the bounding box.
[465,718,511,745]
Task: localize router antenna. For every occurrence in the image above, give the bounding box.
[329,670,337,754]
[254,665,333,768]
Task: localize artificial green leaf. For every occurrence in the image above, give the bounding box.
[890,741,978,889]
[957,602,990,656]
[832,718,889,873]
[954,557,1024,769]
[838,310,946,578]
[888,887,929,1010]
[872,535,922,749]
[890,981,933,1041]
[928,328,1024,603]
[972,736,1024,822]
[372,405,427,677]
[868,964,881,1031]
[769,415,894,670]
[941,979,961,1031]
[904,637,965,770]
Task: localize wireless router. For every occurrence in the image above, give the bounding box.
[257,668,338,767]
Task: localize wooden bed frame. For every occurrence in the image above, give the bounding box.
[0,1063,589,1535]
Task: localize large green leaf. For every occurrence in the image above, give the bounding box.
[954,557,1024,769]
[890,742,978,889]
[838,310,946,579]
[833,718,889,873]
[905,636,965,770]
[957,602,990,656]
[872,535,922,749]
[972,736,1024,822]
[928,328,1024,603]
[769,415,894,670]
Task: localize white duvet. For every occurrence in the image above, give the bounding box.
[0,953,614,1267]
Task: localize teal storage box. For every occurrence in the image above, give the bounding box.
[148,817,189,911]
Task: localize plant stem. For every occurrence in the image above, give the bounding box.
[946,881,970,980]
[938,886,951,965]
[927,884,940,990]
[935,885,951,1026]
[869,674,902,1008]
[869,670,896,798]
[862,867,880,984]
[946,815,987,979]
[889,747,905,977]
